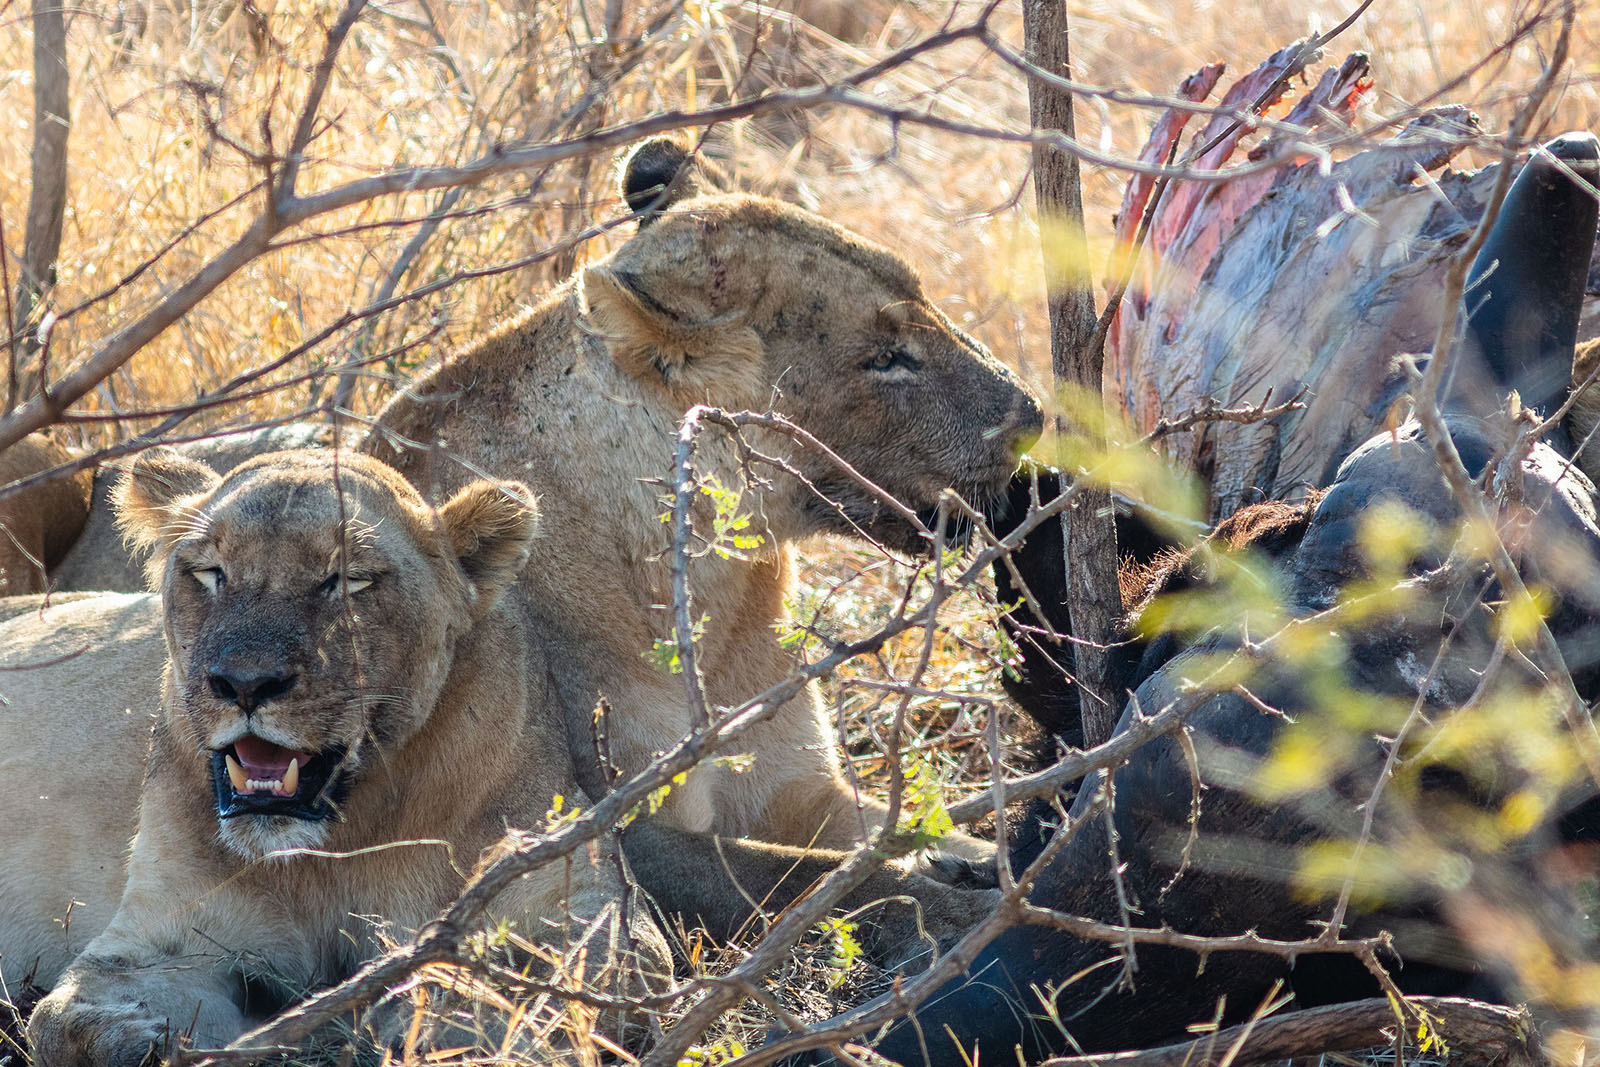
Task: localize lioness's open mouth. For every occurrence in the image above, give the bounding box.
[209,736,348,822]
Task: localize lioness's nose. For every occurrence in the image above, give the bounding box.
[209,664,297,711]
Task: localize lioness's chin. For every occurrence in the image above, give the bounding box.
[217,815,333,862]
[805,482,997,556]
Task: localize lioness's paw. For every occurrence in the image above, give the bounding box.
[27,994,170,1067]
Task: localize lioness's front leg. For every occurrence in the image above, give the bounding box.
[465,828,671,1049]
[29,941,249,1067]
[475,829,672,980]
[28,795,267,1066]
[735,687,997,869]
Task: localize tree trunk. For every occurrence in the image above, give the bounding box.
[12,0,71,410]
[1023,0,1121,745]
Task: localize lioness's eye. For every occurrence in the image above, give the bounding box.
[321,573,374,597]
[865,347,917,373]
[192,567,224,594]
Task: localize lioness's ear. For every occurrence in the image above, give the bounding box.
[582,265,764,408]
[620,136,730,225]
[112,447,222,564]
[439,479,538,617]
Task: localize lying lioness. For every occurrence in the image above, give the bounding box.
[23,448,662,1064]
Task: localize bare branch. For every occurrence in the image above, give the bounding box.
[0,15,988,455]
[668,407,716,730]
[1139,389,1308,445]
[275,0,368,201]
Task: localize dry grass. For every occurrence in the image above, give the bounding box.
[4,0,1598,1062]
[5,0,1597,431]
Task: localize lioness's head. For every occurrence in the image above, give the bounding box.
[583,137,1044,552]
[115,448,537,859]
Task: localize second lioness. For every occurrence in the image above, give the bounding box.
[22,448,663,1064]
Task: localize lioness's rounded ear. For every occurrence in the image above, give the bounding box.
[439,480,538,616]
[582,265,764,408]
[620,136,730,225]
[112,446,222,559]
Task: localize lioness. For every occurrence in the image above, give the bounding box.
[18,448,665,1063]
[368,137,1041,852]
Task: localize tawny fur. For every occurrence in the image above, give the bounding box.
[16,450,664,1064]
[365,151,1041,854]
[0,592,160,989]
[0,432,92,595]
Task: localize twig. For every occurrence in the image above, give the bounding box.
[669,407,716,730]
[274,0,368,202]
[1140,389,1308,445]
[1019,907,1387,963]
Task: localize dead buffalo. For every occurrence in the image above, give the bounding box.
[782,132,1600,1066]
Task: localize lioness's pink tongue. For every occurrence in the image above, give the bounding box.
[232,735,308,778]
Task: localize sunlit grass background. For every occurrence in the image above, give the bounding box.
[6,0,1598,427]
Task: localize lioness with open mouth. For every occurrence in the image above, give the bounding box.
[25,448,662,1066]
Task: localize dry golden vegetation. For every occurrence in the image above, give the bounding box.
[3,0,1597,430]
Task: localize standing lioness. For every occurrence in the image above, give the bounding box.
[25,448,663,1065]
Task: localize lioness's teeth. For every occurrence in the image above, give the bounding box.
[282,758,299,796]
[226,754,249,793]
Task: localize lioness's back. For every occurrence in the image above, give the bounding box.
[0,592,162,989]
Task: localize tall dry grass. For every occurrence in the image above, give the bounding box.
[3,0,1595,434]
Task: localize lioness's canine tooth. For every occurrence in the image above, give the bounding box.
[283,758,299,796]
[226,754,249,793]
